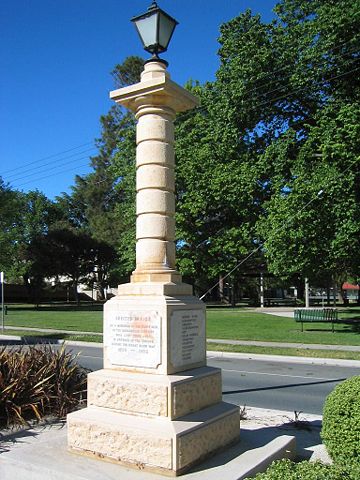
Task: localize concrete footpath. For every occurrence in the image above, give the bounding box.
[0,406,329,480]
[207,338,360,352]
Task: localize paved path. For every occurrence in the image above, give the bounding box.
[207,338,360,352]
[0,406,322,480]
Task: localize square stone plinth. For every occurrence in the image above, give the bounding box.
[103,285,207,375]
[88,366,222,419]
[67,402,240,476]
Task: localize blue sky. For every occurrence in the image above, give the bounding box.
[1,1,276,199]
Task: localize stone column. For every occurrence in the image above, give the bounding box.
[132,62,179,282]
[67,61,240,476]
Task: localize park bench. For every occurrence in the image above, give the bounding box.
[294,308,338,332]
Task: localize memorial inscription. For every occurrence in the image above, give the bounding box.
[171,309,205,368]
[105,311,161,368]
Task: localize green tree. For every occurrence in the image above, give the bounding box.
[252,0,360,287]
[0,185,60,286]
[27,229,117,303]
[0,178,23,279]
[258,103,360,288]
[179,0,360,296]
[56,57,144,283]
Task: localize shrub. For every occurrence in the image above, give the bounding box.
[0,345,87,427]
[321,375,360,466]
[252,459,358,479]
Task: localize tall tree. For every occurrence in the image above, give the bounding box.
[0,178,23,279]
[27,229,117,303]
[56,56,144,283]
[0,186,60,284]
[176,0,360,294]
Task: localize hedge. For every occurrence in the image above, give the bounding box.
[321,375,360,466]
[252,459,359,479]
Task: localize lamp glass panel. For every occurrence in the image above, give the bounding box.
[135,14,158,48]
[158,12,176,50]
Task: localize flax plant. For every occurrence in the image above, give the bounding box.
[0,345,87,427]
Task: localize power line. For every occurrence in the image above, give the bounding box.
[11,62,357,194]
[8,155,94,184]
[14,163,91,188]
[246,54,360,107]
[4,147,97,181]
[1,141,94,175]
[5,43,358,185]
[8,44,359,191]
[253,64,360,110]
[239,35,359,90]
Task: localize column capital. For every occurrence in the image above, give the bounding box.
[110,61,199,114]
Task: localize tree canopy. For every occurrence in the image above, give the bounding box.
[3,1,359,303]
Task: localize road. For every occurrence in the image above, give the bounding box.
[64,344,359,415]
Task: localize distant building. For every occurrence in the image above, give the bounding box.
[342,282,360,301]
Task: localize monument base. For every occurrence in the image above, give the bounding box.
[67,401,240,476]
[67,285,240,475]
[86,367,223,418]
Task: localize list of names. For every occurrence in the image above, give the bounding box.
[171,310,205,367]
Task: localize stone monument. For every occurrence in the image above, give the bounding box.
[67,11,240,476]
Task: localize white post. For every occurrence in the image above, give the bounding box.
[305,277,310,308]
[333,282,338,307]
[260,272,264,308]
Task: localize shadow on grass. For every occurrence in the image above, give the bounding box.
[7,303,103,313]
[337,322,360,334]
[0,336,63,346]
[0,333,90,346]
[301,324,360,334]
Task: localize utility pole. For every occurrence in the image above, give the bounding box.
[1,271,4,332]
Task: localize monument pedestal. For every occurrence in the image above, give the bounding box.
[68,283,240,475]
[68,369,239,475]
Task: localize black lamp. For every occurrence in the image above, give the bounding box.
[131,1,178,64]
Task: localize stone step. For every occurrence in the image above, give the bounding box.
[67,401,240,475]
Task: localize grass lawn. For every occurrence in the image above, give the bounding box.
[207,308,360,346]
[3,304,103,332]
[2,304,360,346]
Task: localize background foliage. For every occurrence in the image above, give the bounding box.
[1,0,359,302]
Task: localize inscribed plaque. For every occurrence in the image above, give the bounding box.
[170,309,205,367]
[105,311,161,368]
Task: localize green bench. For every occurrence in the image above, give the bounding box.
[294,308,338,332]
